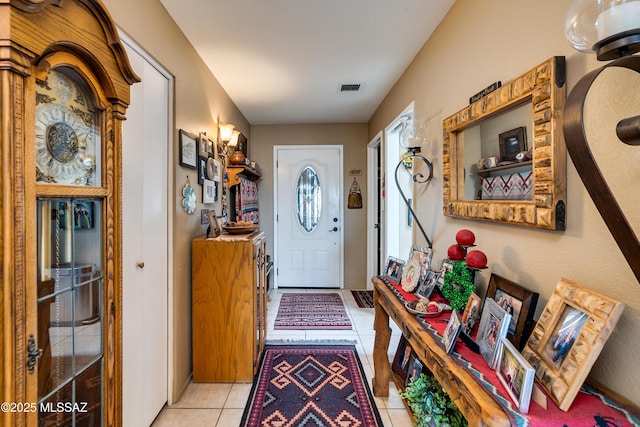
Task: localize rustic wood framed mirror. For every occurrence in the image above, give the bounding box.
[442,57,567,230]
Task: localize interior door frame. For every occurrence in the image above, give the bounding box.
[119,30,175,409]
[273,145,344,289]
[366,132,382,288]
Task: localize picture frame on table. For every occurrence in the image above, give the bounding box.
[206,209,220,238]
[202,179,216,204]
[436,259,455,290]
[443,311,463,354]
[496,337,535,414]
[477,298,511,369]
[405,353,423,387]
[498,126,527,162]
[198,132,209,158]
[179,129,197,169]
[392,335,412,381]
[401,250,423,293]
[485,273,539,350]
[384,256,404,283]
[521,278,624,411]
[461,292,482,335]
[415,270,438,300]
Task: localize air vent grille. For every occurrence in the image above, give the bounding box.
[340,83,361,92]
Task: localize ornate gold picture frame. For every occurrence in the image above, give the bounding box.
[521,278,624,411]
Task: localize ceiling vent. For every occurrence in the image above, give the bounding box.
[339,83,362,92]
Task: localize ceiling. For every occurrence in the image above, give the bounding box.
[159,0,455,125]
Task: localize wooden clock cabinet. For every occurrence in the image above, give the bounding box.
[0,1,138,425]
[192,231,267,382]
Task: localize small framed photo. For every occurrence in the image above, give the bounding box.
[522,278,624,411]
[498,126,527,162]
[179,129,197,169]
[485,273,539,350]
[496,337,535,414]
[207,138,215,157]
[200,208,210,225]
[392,335,412,381]
[212,158,222,181]
[477,298,511,369]
[461,292,482,335]
[198,132,209,158]
[384,256,404,283]
[202,179,216,204]
[443,311,463,354]
[436,259,454,290]
[405,353,423,387]
[415,270,438,300]
[197,157,207,185]
[206,209,220,238]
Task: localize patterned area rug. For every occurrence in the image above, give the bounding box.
[274,293,352,330]
[351,290,374,308]
[240,343,383,427]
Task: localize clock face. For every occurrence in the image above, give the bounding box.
[35,69,100,186]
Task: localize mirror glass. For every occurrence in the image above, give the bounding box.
[462,102,533,201]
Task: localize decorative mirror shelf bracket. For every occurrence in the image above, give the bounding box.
[442,56,567,230]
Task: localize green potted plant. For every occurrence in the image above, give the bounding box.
[442,261,476,313]
[400,373,467,427]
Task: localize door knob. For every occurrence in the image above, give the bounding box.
[137,261,145,269]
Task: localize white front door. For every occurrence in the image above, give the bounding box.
[274,146,343,288]
[121,37,170,426]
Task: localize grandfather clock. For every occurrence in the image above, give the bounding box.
[0,1,138,426]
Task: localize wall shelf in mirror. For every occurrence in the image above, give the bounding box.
[442,56,567,230]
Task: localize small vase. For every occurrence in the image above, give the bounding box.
[230,151,246,165]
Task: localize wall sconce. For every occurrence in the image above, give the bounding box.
[219,123,235,144]
[563,0,640,282]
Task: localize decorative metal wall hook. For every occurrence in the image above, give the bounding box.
[394,147,434,248]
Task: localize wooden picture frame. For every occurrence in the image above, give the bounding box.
[202,179,216,204]
[206,209,220,238]
[415,270,438,300]
[461,292,481,335]
[179,129,198,169]
[498,126,527,162]
[496,338,535,414]
[477,298,511,369]
[521,278,624,411]
[384,256,404,283]
[485,273,539,350]
[443,311,463,354]
[198,132,209,158]
[392,335,412,381]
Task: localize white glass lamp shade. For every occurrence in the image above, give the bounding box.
[218,123,235,143]
[565,0,640,60]
[228,130,241,147]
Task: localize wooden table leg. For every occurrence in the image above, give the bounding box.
[372,289,391,397]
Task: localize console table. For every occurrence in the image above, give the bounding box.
[371,276,511,426]
[372,276,640,426]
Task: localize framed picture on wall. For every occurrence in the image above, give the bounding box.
[179,129,197,169]
[498,127,526,162]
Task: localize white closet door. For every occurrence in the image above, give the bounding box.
[122,39,170,427]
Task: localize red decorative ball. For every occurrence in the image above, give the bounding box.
[448,244,466,260]
[466,250,487,268]
[456,229,476,246]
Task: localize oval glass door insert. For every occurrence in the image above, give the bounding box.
[296,166,321,232]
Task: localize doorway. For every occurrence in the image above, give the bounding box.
[274,145,344,288]
[366,132,383,286]
[121,35,172,426]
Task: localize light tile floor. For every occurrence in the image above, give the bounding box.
[151,288,414,426]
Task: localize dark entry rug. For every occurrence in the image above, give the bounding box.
[240,342,383,427]
[351,290,374,308]
[274,293,352,330]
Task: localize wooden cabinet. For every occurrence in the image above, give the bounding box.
[192,231,267,382]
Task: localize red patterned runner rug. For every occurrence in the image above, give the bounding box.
[274,293,352,330]
[351,290,375,308]
[240,343,383,427]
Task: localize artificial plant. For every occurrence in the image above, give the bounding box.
[400,373,467,427]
